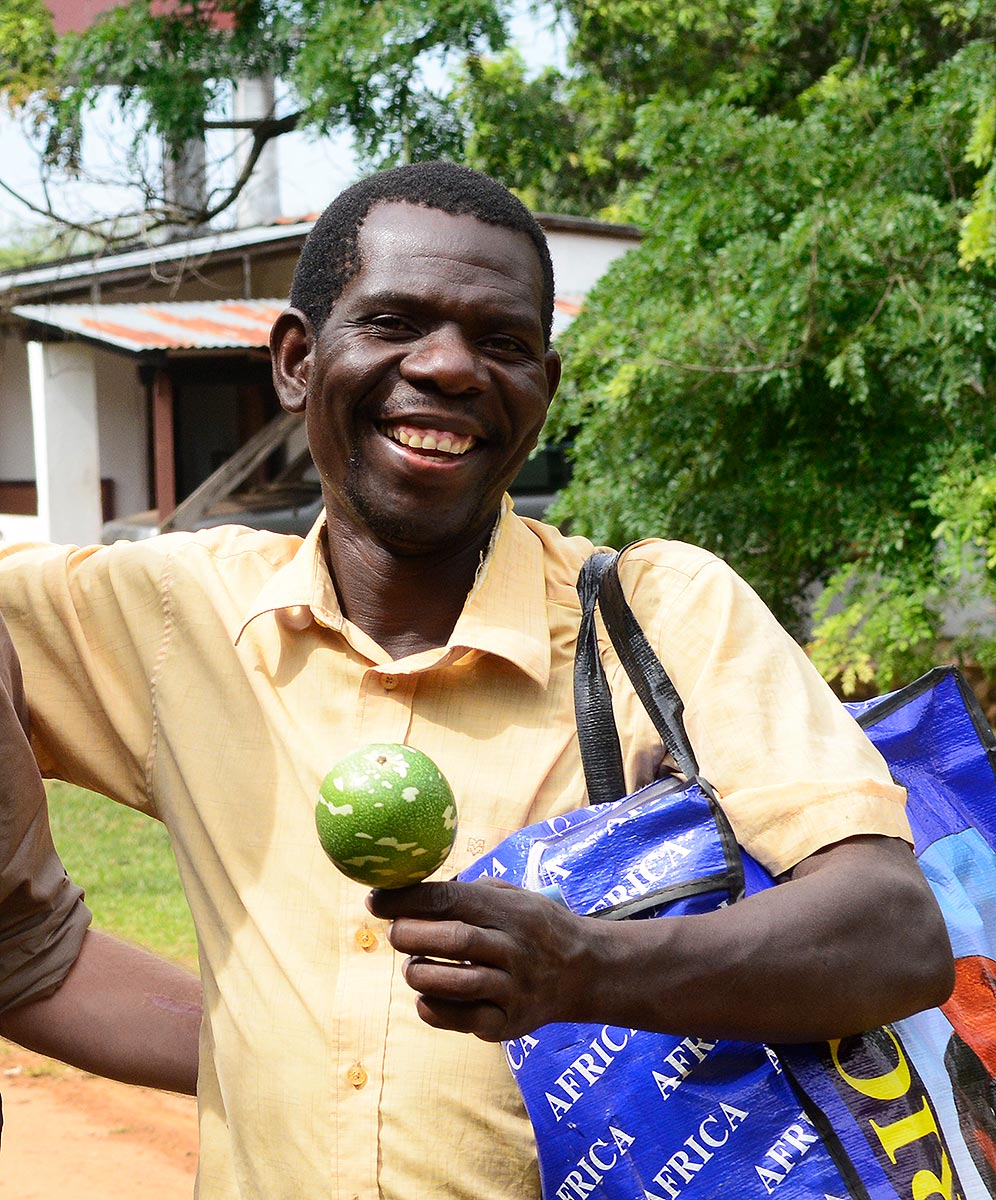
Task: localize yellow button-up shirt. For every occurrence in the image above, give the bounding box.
[0,507,911,1198]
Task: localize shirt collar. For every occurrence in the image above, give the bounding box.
[236,515,342,644]
[236,501,551,686]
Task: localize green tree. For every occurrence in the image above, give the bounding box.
[455,44,641,216]
[0,0,56,107]
[0,0,510,241]
[460,1,996,219]
[542,5,996,692]
[959,94,996,268]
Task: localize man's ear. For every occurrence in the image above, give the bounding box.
[544,347,562,403]
[270,308,314,414]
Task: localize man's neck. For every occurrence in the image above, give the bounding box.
[322,520,495,660]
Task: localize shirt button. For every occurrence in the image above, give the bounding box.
[279,605,312,631]
[381,674,398,691]
[347,1063,368,1089]
[355,925,379,952]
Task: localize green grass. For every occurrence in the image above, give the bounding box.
[46,781,198,972]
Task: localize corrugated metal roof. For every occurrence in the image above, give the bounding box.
[12,299,286,351]
[552,295,582,337]
[554,296,582,318]
[0,221,313,294]
[13,294,587,351]
[0,214,638,298]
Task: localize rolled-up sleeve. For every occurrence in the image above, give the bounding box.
[617,541,913,876]
[0,614,90,1012]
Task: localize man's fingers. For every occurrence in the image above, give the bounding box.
[387,917,505,967]
[402,957,513,1041]
[367,878,520,924]
[402,955,505,1003]
[368,877,590,1040]
[413,995,508,1042]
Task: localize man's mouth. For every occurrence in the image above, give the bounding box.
[382,423,476,457]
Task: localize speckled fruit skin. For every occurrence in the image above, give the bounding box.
[316,743,459,888]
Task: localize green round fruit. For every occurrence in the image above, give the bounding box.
[316,743,458,888]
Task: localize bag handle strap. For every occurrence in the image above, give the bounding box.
[574,552,628,804]
[575,550,699,805]
[597,553,700,780]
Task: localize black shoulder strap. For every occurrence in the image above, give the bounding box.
[574,552,627,804]
[596,554,700,780]
[575,550,699,805]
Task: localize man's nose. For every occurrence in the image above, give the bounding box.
[399,326,488,394]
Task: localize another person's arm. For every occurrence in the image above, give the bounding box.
[0,929,200,1095]
[0,608,200,1094]
[369,833,953,1044]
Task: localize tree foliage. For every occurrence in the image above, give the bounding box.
[455,50,632,217]
[543,5,996,690]
[0,0,511,239]
[0,0,56,108]
[959,93,996,268]
[4,0,996,691]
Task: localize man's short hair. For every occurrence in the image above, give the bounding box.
[290,161,556,346]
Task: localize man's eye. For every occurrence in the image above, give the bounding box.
[369,315,416,334]
[481,335,528,355]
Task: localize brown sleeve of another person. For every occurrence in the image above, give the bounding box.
[0,611,91,1013]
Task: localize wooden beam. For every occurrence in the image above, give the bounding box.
[161,408,303,532]
[152,368,176,522]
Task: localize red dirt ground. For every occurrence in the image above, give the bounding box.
[0,1043,198,1199]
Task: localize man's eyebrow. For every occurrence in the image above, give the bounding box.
[350,287,542,328]
[348,288,420,309]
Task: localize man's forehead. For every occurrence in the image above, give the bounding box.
[358,200,534,257]
[342,201,545,300]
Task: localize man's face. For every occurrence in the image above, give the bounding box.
[298,201,561,555]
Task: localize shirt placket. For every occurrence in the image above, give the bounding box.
[332,665,417,1200]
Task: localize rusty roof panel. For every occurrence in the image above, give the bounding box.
[14,293,585,352]
[12,299,286,351]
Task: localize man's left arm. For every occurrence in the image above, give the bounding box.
[369,834,954,1044]
[373,546,954,1042]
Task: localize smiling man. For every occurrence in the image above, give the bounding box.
[270,194,561,660]
[0,161,952,1199]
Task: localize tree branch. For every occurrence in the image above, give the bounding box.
[651,352,806,376]
[0,175,101,239]
[0,105,307,251]
[195,109,303,223]
[202,111,304,136]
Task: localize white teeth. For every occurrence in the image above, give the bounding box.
[389,426,473,456]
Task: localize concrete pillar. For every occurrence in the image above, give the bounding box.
[163,134,208,229]
[28,341,103,545]
[233,74,282,228]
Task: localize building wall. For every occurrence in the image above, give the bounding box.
[0,335,147,541]
[94,349,148,519]
[545,228,639,301]
[0,334,33,476]
[248,252,298,301]
[100,265,248,304]
[0,334,46,543]
[46,0,127,35]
